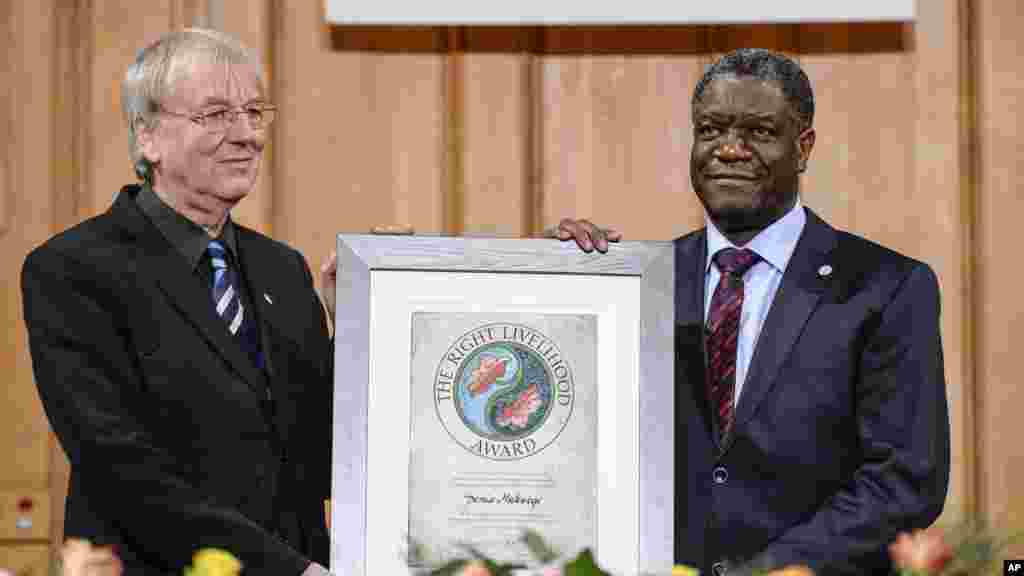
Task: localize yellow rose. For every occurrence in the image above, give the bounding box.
[184,549,243,576]
[672,565,700,576]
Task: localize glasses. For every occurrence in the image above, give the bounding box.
[161,103,277,132]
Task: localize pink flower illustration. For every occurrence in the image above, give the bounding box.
[495,383,542,429]
[468,356,508,397]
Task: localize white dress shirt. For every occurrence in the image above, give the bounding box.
[704,198,807,406]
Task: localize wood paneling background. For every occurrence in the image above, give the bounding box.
[2,0,1021,570]
[974,0,1024,542]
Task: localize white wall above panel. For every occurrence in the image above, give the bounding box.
[325,0,915,25]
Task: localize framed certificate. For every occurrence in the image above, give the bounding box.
[331,235,674,575]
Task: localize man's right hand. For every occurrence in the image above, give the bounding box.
[548,218,622,253]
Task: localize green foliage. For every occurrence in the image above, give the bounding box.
[563,548,613,576]
[521,528,559,565]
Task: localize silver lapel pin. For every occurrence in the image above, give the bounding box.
[817,264,833,278]
[263,293,273,304]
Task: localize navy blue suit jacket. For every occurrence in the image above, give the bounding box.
[673,209,950,574]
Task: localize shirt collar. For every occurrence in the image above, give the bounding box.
[704,196,806,275]
[136,182,239,271]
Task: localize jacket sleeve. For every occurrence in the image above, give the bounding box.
[755,263,951,574]
[294,248,334,506]
[21,247,312,576]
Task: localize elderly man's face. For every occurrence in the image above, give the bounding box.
[690,76,814,238]
[142,61,265,223]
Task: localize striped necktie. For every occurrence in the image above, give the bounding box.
[207,240,244,335]
[706,247,761,443]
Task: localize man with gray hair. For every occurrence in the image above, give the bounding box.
[22,29,336,575]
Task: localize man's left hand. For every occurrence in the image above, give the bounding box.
[549,218,622,253]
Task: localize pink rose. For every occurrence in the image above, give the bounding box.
[460,560,492,576]
[889,529,954,574]
[60,539,122,576]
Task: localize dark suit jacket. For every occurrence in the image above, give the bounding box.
[674,209,950,575]
[21,185,333,575]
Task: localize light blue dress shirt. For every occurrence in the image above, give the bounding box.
[704,198,807,406]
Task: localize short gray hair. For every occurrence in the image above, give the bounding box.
[121,28,264,182]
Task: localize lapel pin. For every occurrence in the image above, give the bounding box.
[264,293,273,304]
[817,264,833,278]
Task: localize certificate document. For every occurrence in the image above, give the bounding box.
[408,312,598,563]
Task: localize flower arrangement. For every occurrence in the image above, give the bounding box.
[27,522,1015,576]
[406,529,612,576]
[889,524,1021,576]
[406,530,815,576]
[49,541,241,576]
[409,523,1019,576]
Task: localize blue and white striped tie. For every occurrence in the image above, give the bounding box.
[207,240,244,335]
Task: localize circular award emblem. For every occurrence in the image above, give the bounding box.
[434,323,574,461]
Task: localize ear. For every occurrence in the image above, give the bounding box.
[796,127,816,173]
[135,118,161,166]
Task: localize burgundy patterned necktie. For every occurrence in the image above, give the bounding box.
[706,247,761,443]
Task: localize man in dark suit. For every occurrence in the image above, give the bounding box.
[557,48,950,574]
[22,29,335,575]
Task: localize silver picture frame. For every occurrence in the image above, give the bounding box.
[331,234,675,575]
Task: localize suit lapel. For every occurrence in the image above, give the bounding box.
[729,209,837,439]
[235,227,297,442]
[110,189,269,397]
[675,230,719,446]
[234,230,278,381]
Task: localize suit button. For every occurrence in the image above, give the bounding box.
[712,561,726,576]
[712,466,728,485]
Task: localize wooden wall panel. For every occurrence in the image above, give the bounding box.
[799,34,916,247]
[537,46,708,240]
[975,0,1024,550]
[0,545,50,576]
[908,2,972,527]
[48,0,81,551]
[0,149,5,237]
[2,2,60,573]
[170,0,211,30]
[460,52,535,236]
[0,491,50,541]
[0,0,8,239]
[2,0,57,494]
[273,3,447,288]
[85,1,177,218]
